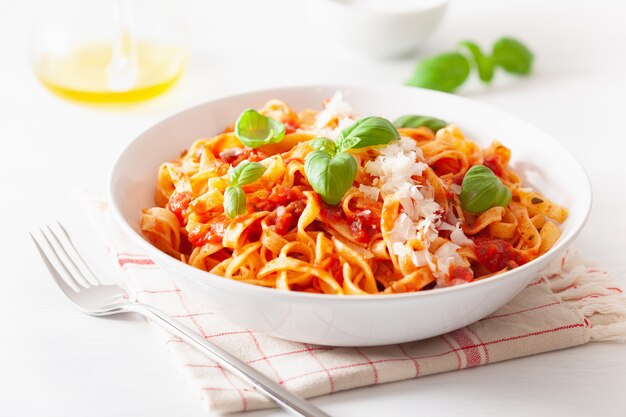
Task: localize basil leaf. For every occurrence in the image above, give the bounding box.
[230,161,266,186]
[235,109,285,148]
[304,151,357,205]
[406,52,471,93]
[335,116,400,152]
[460,165,512,214]
[224,185,247,219]
[492,37,533,75]
[460,41,494,83]
[393,114,448,132]
[310,137,337,156]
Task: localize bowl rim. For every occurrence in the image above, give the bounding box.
[108,83,592,302]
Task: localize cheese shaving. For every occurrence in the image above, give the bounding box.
[359,184,380,201]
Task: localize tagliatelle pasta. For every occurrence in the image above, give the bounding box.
[141,92,568,295]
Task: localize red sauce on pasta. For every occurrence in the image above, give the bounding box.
[166,191,192,224]
[327,256,344,284]
[268,186,305,206]
[349,210,380,243]
[320,204,380,244]
[187,215,229,246]
[219,147,267,166]
[274,200,306,235]
[283,119,299,134]
[475,239,525,272]
[432,158,461,177]
[249,186,308,234]
[483,154,505,178]
[449,265,474,282]
[319,204,344,223]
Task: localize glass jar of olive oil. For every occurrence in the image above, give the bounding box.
[30,0,187,103]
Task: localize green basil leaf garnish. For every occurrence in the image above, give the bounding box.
[460,165,512,214]
[304,150,358,205]
[230,161,266,186]
[310,137,337,156]
[492,37,533,75]
[460,41,495,83]
[234,109,285,148]
[393,115,448,132]
[406,52,471,93]
[335,116,400,152]
[405,37,533,94]
[224,185,247,219]
[304,117,398,205]
[223,161,266,219]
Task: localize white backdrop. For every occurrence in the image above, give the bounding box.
[1,0,625,416]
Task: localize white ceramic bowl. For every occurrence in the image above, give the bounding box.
[304,0,449,58]
[110,85,591,347]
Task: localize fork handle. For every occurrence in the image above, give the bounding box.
[124,303,331,417]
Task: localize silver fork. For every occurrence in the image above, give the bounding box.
[30,222,331,417]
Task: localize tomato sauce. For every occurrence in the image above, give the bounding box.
[483,155,505,178]
[319,204,344,224]
[319,203,381,244]
[268,186,305,206]
[449,265,474,282]
[274,200,306,235]
[432,158,461,177]
[327,256,344,285]
[166,191,192,224]
[248,186,308,235]
[475,239,525,272]
[219,147,267,166]
[349,210,380,243]
[283,119,299,135]
[187,215,229,247]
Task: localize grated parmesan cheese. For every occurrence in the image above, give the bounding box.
[364,137,427,194]
[434,241,463,275]
[391,241,409,257]
[358,115,470,281]
[396,183,423,219]
[390,213,417,243]
[439,222,474,246]
[358,184,380,201]
[314,91,357,139]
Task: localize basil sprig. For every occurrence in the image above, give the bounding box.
[406,52,470,93]
[460,165,512,214]
[335,116,401,151]
[224,186,246,219]
[223,161,266,219]
[460,41,494,82]
[406,37,534,93]
[305,149,357,206]
[393,115,448,132]
[235,109,285,148]
[492,38,533,75]
[305,116,399,205]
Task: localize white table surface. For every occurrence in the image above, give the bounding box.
[1,0,626,416]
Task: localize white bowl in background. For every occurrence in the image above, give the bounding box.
[304,0,449,58]
[110,84,591,347]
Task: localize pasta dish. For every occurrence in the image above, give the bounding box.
[141,92,568,295]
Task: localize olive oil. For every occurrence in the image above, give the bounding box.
[33,40,186,103]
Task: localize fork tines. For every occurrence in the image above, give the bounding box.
[30,222,101,291]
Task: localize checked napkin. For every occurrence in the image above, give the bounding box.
[83,195,626,413]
